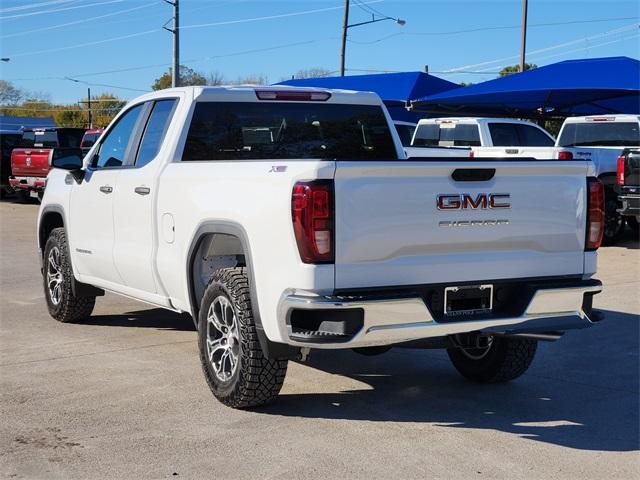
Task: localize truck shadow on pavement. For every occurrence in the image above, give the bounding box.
[261,309,639,453]
[84,308,195,331]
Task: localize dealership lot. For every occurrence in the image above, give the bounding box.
[0,200,638,479]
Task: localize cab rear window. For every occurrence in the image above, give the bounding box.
[181,102,398,161]
[558,122,640,147]
[412,123,481,147]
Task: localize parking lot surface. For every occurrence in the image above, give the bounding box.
[1,200,639,479]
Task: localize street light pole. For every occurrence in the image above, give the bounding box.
[173,0,180,87]
[519,0,528,72]
[339,0,405,77]
[340,0,350,77]
[87,87,92,129]
[164,0,180,87]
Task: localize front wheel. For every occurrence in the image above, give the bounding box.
[627,216,639,236]
[43,228,95,322]
[447,335,537,383]
[198,267,288,408]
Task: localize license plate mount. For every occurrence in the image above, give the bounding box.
[444,284,493,317]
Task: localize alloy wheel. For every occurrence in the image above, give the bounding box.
[206,295,240,382]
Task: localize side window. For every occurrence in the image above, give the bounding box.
[516,125,554,146]
[452,124,481,146]
[489,123,520,146]
[135,99,178,167]
[92,104,144,169]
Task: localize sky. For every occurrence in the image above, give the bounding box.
[1,0,639,104]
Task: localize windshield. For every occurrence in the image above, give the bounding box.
[182,102,398,161]
[558,122,640,147]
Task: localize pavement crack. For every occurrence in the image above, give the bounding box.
[0,340,193,367]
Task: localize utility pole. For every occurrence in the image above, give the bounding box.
[340,0,350,76]
[163,0,180,87]
[87,87,92,129]
[519,0,528,72]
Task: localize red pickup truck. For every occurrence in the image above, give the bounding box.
[10,128,85,200]
[80,128,104,156]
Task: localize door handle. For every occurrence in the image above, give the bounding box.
[451,168,496,182]
[99,185,113,194]
[134,186,151,196]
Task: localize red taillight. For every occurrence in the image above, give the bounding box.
[255,89,331,101]
[557,151,573,160]
[617,155,625,185]
[586,178,604,251]
[292,180,334,263]
[469,150,475,158]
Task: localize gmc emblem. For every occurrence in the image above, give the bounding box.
[437,193,511,210]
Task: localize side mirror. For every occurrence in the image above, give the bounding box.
[50,148,84,182]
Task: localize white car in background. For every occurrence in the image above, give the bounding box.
[406,117,556,158]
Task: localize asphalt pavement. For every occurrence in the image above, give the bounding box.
[1,199,638,479]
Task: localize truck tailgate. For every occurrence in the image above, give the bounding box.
[334,160,590,289]
[10,148,51,177]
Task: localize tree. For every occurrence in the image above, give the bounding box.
[294,68,333,79]
[207,71,226,86]
[90,93,126,128]
[0,80,23,105]
[499,63,537,77]
[233,74,268,85]
[152,65,207,90]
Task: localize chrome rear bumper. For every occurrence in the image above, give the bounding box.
[277,281,602,349]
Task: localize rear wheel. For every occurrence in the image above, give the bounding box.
[43,228,96,323]
[602,194,625,245]
[198,267,288,408]
[16,190,29,203]
[447,335,537,383]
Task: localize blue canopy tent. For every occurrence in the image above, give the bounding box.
[0,115,55,133]
[411,57,640,118]
[277,71,459,123]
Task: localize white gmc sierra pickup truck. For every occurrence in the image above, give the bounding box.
[38,86,604,409]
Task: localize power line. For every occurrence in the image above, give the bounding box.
[1,1,160,39]
[442,23,638,73]
[3,2,377,59]
[7,28,161,58]
[180,1,384,30]
[0,0,124,20]
[0,0,76,14]
[7,37,339,82]
[352,0,393,20]
[346,16,639,45]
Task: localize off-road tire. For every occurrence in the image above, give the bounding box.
[16,190,29,203]
[43,228,95,323]
[447,336,537,383]
[198,267,288,408]
[627,216,639,236]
